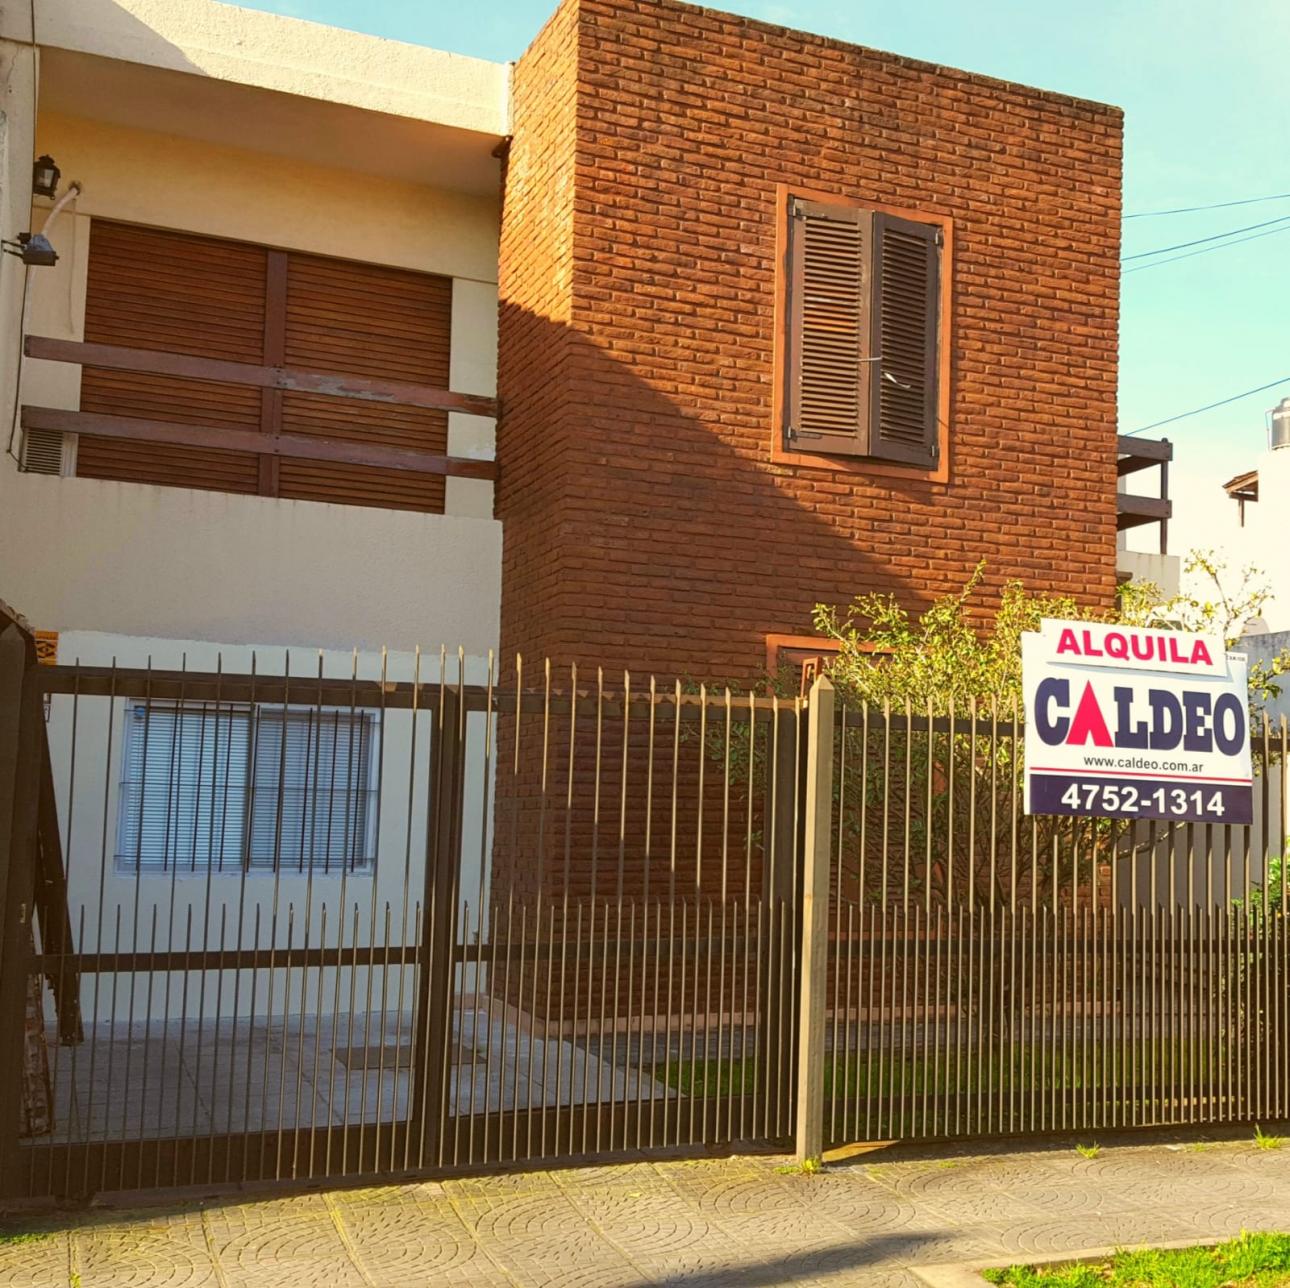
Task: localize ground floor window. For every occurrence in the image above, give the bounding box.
[115,702,379,875]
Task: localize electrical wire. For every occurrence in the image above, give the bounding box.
[1124,220,1290,274]
[1125,190,1290,219]
[5,0,39,464]
[1124,378,1290,437]
[1123,213,1290,262]
[4,265,32,463]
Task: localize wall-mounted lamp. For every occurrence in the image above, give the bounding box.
[2,232,58,267]
[32,155,60,200]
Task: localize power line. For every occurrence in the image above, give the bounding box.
[1125,377,1290,437]
[1123,220,1290,274]
[1125,190,1290,220]
[1123,213,1290,262]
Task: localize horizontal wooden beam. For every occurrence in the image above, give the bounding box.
[1117,433,1172,462]
[21,406,498,482]
[1116,492,1171,530]
[1118,456,1163,478]
[37,664,493,711]
[25,335,498,419]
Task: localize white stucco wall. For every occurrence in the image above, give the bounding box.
[1116,550,1181,599]
[1,6,511,1039]
[47,632,497,1021]
[2,472,502,651]
[34,111,500,281]
[1170,445,1290,635]
[1,109,502,653]
[0,39,37,498]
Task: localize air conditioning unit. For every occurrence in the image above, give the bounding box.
[19,428,72,476]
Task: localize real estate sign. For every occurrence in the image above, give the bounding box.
[1022,619,1252,824]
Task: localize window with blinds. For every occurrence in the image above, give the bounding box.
[77,220,453,513]
[115,703,378,876]
[784,196,943,468]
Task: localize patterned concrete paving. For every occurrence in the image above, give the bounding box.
[3,1135,1290,1286]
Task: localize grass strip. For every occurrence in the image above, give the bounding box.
[983,1231,1290,1287]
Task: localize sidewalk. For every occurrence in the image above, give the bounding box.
[2,1134,1288,1286]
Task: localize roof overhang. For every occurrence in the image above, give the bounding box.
[1223,469,1259,504]
[5,0,510,195]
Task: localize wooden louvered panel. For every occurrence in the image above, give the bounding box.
[872,216,939,466]
[800,217,863,433]
[77,221,264,492]
[278,255,452,513]
[788,202,870,456]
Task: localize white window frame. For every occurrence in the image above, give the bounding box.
[114,701,380,877]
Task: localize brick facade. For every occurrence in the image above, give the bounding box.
[496,0,582,674]
[498,0,1122,683]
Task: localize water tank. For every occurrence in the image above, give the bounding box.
[1273,397,1290,449]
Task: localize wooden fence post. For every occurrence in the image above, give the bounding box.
[796,674,835,1164]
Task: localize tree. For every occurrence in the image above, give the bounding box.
[813,553,1287,715]
[1153,549,1287,706]
[806,556,1287,908]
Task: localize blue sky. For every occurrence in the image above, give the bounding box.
[240,0,1290,551]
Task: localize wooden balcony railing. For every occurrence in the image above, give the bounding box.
[1116,433,1171,554]
[20,335,499,481]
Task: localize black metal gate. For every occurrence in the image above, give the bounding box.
[0,614,802,1199]
[0,627,472,1196]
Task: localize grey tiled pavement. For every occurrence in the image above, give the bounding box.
[4,1135,1290,1285]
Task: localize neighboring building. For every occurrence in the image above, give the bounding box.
[1117,436,1178,598]
[1215,398,1290,633]
[0,0,509,1010]
[1218,406,1290,725]
[1,0,505,659]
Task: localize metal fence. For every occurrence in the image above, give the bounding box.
[812,686,1289,1152]
[0,612,1286,1201]
[0,630,805,1198]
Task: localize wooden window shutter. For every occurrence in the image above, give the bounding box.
[785,199,874,456]
[78,221,266,493]
[278,255,452,514]
[867,213,940,467]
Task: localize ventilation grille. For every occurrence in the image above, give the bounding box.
[20,428,66,475]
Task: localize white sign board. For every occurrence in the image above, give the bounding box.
[1022,620,1252,824]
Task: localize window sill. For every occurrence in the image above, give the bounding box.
[771,437,949,484]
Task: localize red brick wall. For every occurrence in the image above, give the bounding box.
[496,0,582,666]
[500,0,1121,680]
